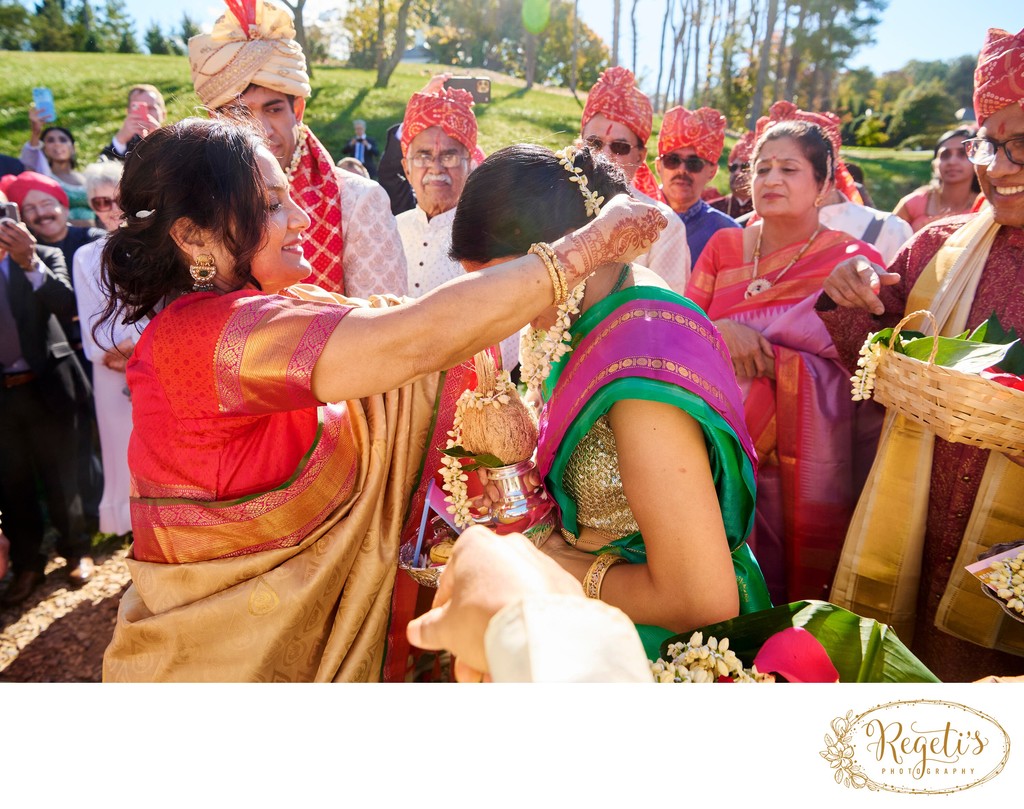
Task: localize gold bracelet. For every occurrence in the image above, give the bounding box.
[528,242,568,305]
[583,552,626,599]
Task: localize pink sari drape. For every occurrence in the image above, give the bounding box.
[686,228,884,602]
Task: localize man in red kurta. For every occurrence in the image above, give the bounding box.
[816,25,1024,681]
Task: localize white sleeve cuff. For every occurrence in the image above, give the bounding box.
[484,594,652,682]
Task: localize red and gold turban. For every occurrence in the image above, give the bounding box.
[754,100,862,204]
[401,87,478,156]
[658,106,727,163]
[581,66,653,145]
[728,131,756,165]
[974,26,1024,126]
[0,171,69,209]
[188,0,311,111]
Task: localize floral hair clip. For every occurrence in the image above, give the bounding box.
[554,144,604,217]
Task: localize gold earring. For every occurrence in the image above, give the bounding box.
[189,254,217,291]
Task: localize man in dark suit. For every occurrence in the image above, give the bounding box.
[341,119,380,179]
[0,197,92,606]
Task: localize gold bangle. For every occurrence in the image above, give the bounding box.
[583,552,626,599]
[528,242,568,305]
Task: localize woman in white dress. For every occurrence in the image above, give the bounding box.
[73,161,141,536]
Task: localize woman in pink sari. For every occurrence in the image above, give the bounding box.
[686,120,883,604]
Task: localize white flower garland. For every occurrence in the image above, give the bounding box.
[555,144,605,217]
[650,632,775,683]
[285,124,309,185]
[518,279,590,398]
[850,338,882,401]
[439,369,518,528]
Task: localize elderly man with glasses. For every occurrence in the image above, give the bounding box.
[654,106,740,263]
[818,25,1024,683]
[580,66,690,292]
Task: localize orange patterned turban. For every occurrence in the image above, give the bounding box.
[658,106,727,163]
[581,66,653,145]
[401,87,478,156]
[974,26,1024,125]
[188,0,310,111]
[755,100,862,204]
[728,131,756,165]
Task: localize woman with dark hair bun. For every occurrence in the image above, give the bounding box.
[893,127,983,232]
[100,119,665,682]
[451,143,771,659]
[685,118,885,606]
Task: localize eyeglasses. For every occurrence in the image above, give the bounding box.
[963,136,1024,167]
[89,197,118,212]
[660,153,710,172]
[409,150,467,168]
[585,136,638,157]
[728,162,750,173]
[20,199,62,218]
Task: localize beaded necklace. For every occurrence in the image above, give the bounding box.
[745,224,822,299]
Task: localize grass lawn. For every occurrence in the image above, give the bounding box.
[1,51,932,211]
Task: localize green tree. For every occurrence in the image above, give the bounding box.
[0,0,33,50]
[854,115,888,146]
[70,0,102,51]
[33,0,74,51]
[100,0,138,53]
[887,80,956,147]
[145,21,172,55]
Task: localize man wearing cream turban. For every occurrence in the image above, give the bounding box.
[189,0,406,298]
[654,106,739,263]
[817,26,1024,682]
[580,66,690,292]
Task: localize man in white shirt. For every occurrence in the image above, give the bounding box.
[579,66,691,291]
[188,0,406,298]
[817,189,914,266]
[407,526,651,683]
[396,83,518,370]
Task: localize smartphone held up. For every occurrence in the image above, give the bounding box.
[443,77,491,104]
[32,87,56,122]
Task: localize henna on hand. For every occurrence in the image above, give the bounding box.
[552,201,666,284]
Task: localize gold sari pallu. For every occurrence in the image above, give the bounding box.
[830,208,1024,653]
[103,288,442,682]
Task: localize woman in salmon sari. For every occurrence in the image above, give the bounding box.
[451,144,771,660]
[686,120,884,605]
[98,119,665,681]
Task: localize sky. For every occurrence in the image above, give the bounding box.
[119,0,1019,93]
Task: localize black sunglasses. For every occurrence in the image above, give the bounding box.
[90,196,118,212]
[585,135,638,157]
[660,153,710,172]
[729,162,750,173]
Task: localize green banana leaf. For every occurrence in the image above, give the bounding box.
[901,334,1018,373]
[660,600,940,683]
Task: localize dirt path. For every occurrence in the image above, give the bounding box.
[0,539,131,682]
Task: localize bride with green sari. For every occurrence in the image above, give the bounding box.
[450,144,771,658]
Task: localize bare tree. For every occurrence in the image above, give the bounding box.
[373,0,414,88]
[747,0,778,127]
[784,1,809,101]
[772,0,789,102]
[654,0,673,112]
[612,0,621,67]
[281,0,310,72]
[569,0,579,93]
[630,0,640,76]
[691,0,703,107]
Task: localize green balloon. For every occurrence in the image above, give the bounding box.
[522,0,550,35]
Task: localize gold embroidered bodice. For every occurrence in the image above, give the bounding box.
[561,415,639,540]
